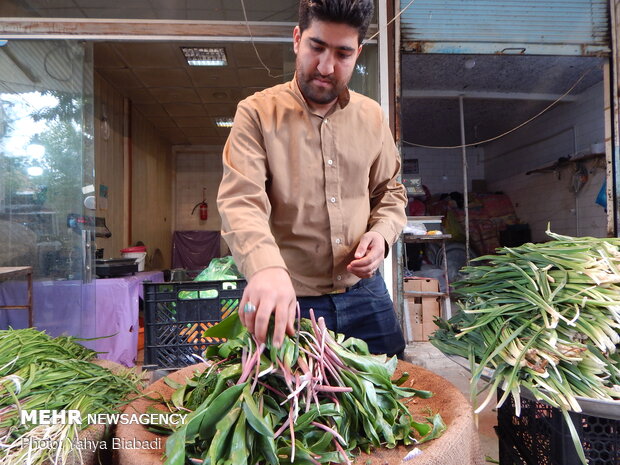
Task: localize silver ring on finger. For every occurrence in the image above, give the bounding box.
[243,302,257,314]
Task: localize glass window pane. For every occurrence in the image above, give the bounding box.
[0,40,95,338]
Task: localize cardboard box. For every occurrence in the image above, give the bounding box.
[403,278,441,342]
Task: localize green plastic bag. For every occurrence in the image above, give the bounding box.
[177,257,243,300]
[194,256,243,281]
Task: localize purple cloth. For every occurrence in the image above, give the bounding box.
[93,271,163,366]
[0,271,163,366]
[172,230,221,270]
[0,279,95,341]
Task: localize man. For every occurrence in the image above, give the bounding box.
[217,0,407,357]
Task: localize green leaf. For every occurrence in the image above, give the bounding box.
[208,406,241,465]
[416,413,447,444]
[163,423,188,465]
[229,409,249,465]
[163,377,183,390]
[410,420,431,437]
[184,382,247,440]
[340,335,371,355]
[170,383,186,410]
[202,311,243,339]
[391,371,410,386]
[241,386,273,437]
[295,404,339,430]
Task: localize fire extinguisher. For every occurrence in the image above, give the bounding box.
[192,188,208,221]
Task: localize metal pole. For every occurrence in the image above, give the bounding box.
[378,0,393,298]
[459,96,470,264]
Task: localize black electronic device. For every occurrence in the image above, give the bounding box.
[95,258,138,278]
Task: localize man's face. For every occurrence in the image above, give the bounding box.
[293,20,362,107]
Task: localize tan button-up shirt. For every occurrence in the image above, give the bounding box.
[217,78,407,296]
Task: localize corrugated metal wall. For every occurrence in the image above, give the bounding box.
[400,0,610,55]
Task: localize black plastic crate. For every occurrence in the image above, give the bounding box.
[497,391,620,465]
[143,279,246,369]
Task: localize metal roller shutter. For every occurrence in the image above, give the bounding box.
[400,0,610,55]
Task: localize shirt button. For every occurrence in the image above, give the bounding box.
[327,159,333,166]
[324,119,329,124]
[330,197,336,203]
[335,238,341,244]
[336,275,342,281]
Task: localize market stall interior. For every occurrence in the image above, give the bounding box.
[0,19,609,368]
[400,54,607,286]
[93,46,607,279]
[0,3,613,465]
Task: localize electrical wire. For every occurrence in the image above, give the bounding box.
[239,0,418,79]
[402,65,599,150]
[239,0,289,79]
[364,0,416,44]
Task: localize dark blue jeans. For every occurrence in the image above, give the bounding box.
[297,273,406,357]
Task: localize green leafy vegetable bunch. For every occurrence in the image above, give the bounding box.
[161,310,445,465]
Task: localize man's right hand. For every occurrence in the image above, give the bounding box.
[239,267,297,348]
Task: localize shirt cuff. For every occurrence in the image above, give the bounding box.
[370,221,401,255]
[240,245,288,279]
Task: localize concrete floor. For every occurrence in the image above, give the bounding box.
[403,342,498,464]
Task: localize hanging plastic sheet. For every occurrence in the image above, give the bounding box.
[171,230,221,271]
[596,180,607,210]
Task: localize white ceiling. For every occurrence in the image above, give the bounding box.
[401,54,605,148]
[95,45,606,149]
[94,41,292,146]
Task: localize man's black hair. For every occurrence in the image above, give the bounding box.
[298,0,374,44]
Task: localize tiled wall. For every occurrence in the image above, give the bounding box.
[485,82,607,241]
[402,81,607,242]
[402,146,486,197]
[174,147,229,255]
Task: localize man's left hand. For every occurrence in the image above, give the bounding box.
[346,231,385,279]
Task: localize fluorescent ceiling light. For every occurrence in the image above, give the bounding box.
[181,47,227,66]
[215,117,233,128]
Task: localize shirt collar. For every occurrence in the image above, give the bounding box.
[290,74,351,114]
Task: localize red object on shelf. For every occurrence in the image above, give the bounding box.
[121,246,147,254]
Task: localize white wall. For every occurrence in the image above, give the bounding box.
[402,146,485,197]
[484,82,607,241]
[173,147,228,255]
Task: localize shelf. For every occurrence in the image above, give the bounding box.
[525,152,604,176]
[403,233,452,242]
[404,290,448,297]
[0,267,33,279]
